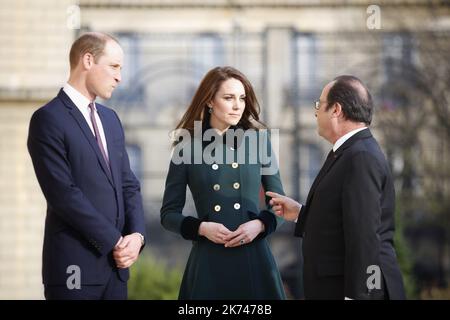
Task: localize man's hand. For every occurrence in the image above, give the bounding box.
[198,222,232,244]
[223,219,264,248]
[266,191,302,222]
[113,233,143,269]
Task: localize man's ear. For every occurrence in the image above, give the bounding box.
[81,52,94,70]
[332,102,343,118]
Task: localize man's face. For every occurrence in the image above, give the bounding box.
[315,81,335,142]
[86,40,123,100]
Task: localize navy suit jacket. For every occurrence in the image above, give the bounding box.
[28,89,146,285]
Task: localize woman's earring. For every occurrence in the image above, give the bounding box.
[208,108,212,114]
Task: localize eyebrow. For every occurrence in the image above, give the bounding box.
[110,63,122,69]
[222,93,246,96]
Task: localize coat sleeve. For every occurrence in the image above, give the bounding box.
[27,108,121,256]
[257,132,285,238]
[342,151,384,299]
[160,155,202,240]
[113,111,146,243]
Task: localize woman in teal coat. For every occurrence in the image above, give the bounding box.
[160,66,286,299]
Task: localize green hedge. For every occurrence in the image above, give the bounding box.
[128,253,183,300]
[394,201,418,299]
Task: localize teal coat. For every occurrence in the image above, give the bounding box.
[161,126,286,300]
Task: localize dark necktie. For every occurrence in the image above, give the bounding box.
[88,102,110,171]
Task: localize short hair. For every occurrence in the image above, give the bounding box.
[69,32,119,70]
[326,75,373,125]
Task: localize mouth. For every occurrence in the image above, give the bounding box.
[229,114,241,117]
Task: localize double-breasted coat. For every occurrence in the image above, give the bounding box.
[161,123,286,299]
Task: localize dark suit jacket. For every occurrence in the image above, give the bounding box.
[294,129,406,300]
[27,89,146,285]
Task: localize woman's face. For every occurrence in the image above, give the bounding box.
[209,78,246,132]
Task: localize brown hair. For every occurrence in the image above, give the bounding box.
[69,32,119,70]
[174,66,265,137]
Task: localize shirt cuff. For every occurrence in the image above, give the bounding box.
[136,232,145,246]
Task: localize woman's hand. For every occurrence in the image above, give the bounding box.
[223,220,265,248]
[198,222,232,244]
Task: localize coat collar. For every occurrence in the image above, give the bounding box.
[201,112,242,150]
[333,128,373,156]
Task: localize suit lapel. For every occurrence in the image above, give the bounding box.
[306,129,372,206]
[305,150,340,206]
[58,89,114,186]
[297,129,373,234]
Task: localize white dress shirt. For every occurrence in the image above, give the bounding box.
[333,127,368,152]
[63,83,109,159]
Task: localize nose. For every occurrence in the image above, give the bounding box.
[115,70,122,83]
[234,98,243,110]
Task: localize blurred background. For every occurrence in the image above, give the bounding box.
[0,0,449,299]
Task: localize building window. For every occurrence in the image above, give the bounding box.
[382,32,414,79]
[191,33,224,81]
[295,33,317,106]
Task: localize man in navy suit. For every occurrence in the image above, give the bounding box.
[27,32,146,299]
[267,76,405,299]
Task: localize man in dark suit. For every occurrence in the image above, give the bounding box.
[27,32,146,299]
[267,75,405,300]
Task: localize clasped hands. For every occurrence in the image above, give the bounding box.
[198,220,265,248]
[199,191,302,247]
[113,232,143,269]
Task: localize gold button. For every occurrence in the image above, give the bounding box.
[233,182,240,189]
[231,162,239,169]
[213,184,220,191]
[214,205,221,212]
[234,203,240,210]
[212,164,219,170]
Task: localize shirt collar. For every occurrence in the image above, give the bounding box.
[333,127,368,152]
[63,83,94,111]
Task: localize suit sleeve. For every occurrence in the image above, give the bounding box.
[113,112,146,243]
[27,109,121,256]
[257,132,285,238]
[342,151,384,299]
